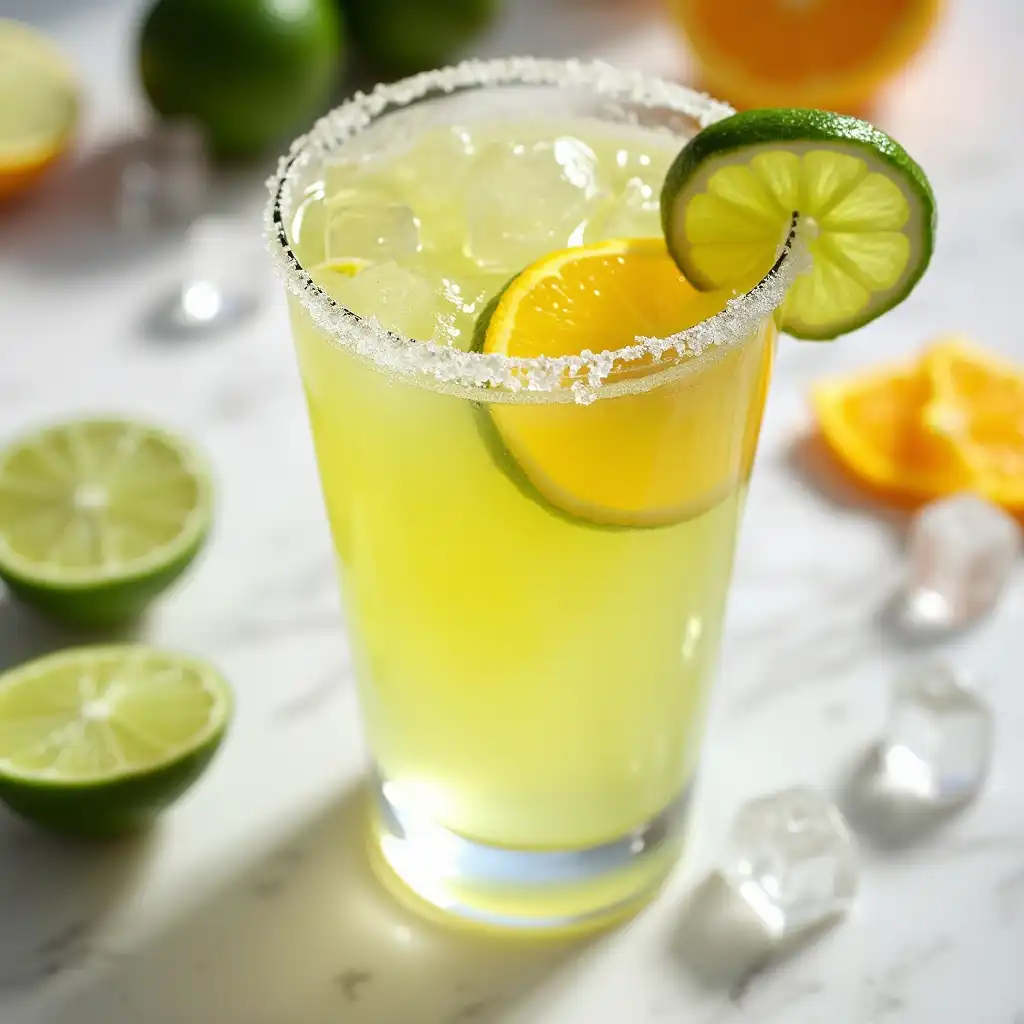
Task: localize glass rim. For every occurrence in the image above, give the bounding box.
[264,57,802,404]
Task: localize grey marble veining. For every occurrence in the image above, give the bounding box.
[2,0,1024,1021]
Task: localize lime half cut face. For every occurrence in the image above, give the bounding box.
[0,419,212,626]
[0,645,232,838]
[661,108,936,340]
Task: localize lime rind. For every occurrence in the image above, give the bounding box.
[0,645,232,837]
[0,540,208,627]
[0,419,213,626]
[661,108,936,340]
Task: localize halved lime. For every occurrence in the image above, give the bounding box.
[661,108,936,339]
[0,645,232,837]
[0,19,80,200]
[0,419,212,626]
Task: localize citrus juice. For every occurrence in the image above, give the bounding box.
[284,113,775,917]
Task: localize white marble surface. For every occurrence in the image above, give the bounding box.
[1,0,1023,1021]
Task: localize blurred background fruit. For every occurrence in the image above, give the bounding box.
[667,0,943,114]
[0,19,79,202]
[340,0,500,76]
[139,0,343,158]
[812,339,1024,510]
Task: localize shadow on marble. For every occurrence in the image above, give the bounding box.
[839,746,968,852]
[670,873,836,1006]
[786,432,913,534]
[5,137,183,282]
[43,783,590,1024]
[670,872,774,995]
[0,812,155,991]
[0,596,141,676]
[138,287,262,344]
[873,590,992,649]
[6,134,272,287]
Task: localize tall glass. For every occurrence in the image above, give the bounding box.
[266,59,794,931]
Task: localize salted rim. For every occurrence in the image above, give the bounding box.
[264,57,802,405]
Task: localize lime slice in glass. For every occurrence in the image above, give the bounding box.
[0,419,212,626]
[661,108,936,340]
[0,645,232,837]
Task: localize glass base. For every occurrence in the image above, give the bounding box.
[368,773,692,933]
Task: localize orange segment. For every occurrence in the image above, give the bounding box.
[812,360,973,499]
[668,0,943,112]
[921,338,1024,507]
[482,239,776,526]
[484,239,737,362]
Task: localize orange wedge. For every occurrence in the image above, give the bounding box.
[921,338,1024,508]
[668,0,943,114]
[813,359,972,501]
[481,238,776,526]
[812,340,1024,508]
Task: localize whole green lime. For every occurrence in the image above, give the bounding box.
[139,0,343,157]
[342,0,500,76]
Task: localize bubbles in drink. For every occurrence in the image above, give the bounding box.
[585,146,668,243]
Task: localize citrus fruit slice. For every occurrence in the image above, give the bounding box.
[661,108,936,340]
[480,238,775,526]
[0,19,79,201]
[0,419,212,626]
[0,645,232,837]
[921,338,1024,508]
[812,358,974,501]
[309,256,372,290]
[667,0,942,113]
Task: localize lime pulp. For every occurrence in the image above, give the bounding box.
[0,645,232,838]
[660,108,936,340]
[0,419,212,626]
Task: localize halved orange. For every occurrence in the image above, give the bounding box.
[812,341,1024,508]
[921,338,1024,508]
[668,0,943,114]
[480,238,776,527]
[0,20,79,202]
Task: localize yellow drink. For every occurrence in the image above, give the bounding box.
[269,61,786,929]
[295,324,769,851]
